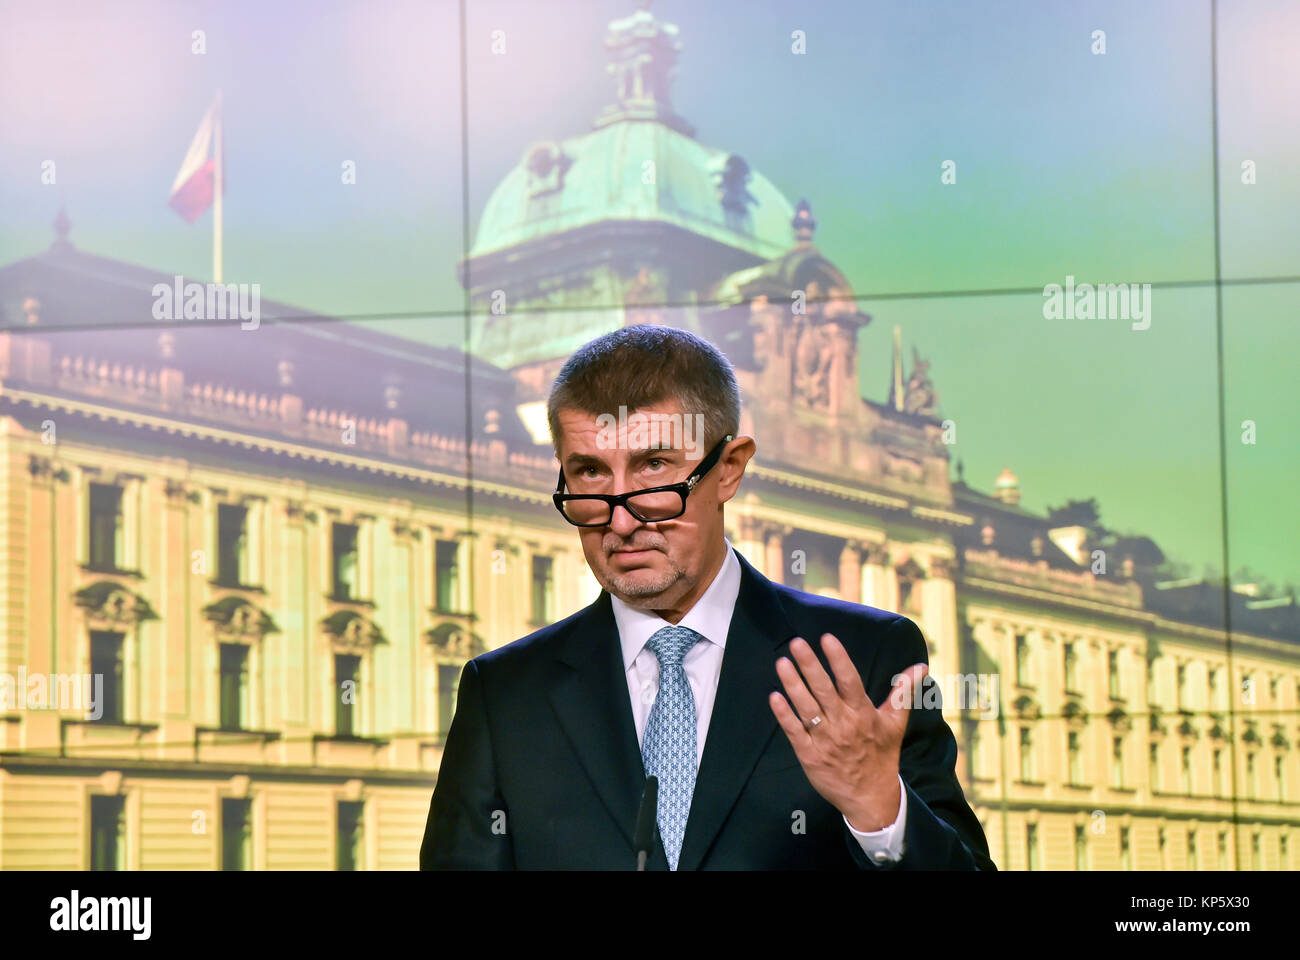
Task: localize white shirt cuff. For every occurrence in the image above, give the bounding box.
[843,773,907,864]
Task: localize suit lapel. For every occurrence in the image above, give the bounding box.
[547,591,649,854]
[676,551,795,871]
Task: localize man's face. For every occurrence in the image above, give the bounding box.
[554,400,753,613]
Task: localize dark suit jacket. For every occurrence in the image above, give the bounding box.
[420,549,996,870]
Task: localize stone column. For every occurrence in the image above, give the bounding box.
[734,512,767,571]
[764,526,787,584]
[921,555,959,680]
[838,540,863,604]
[860,542,891,608]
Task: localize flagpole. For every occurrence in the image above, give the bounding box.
[213,89,224,283]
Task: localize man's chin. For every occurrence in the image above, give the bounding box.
[601,566,678,603]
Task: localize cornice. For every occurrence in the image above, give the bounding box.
[0,385,552,507]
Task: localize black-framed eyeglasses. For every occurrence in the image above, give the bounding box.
[552,434,736,527]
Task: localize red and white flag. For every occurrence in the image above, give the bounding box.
[168,99,222,223]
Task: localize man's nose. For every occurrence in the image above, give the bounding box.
[607,501,643,536]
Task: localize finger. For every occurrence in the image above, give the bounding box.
[768,690,814,755]
[880,663,929,727]
[775,654,825,729]
[819,633,869,709]
[786,637,844,722]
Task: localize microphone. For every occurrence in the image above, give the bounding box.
[633,776,658,871]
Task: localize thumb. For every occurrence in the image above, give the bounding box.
[883,663,929,721]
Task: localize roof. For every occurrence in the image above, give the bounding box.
[468,120,797,264]
[0,239,535,448]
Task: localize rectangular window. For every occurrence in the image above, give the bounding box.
[1218,831,1227,869]
[1108,650,1120,699]
[221,798,252,870]
[532,555,555,624]
[90,631,124,724]
[1177,663,1187,709]
[1064,642,1077,692]
[437,664,461,735]
[1213,749,1223,796]
[1026,823,1038,871]
[1068,730,1082,784]
[332,522,359,600]
[1074,825,1087,870]
[88,483,123,570]
[1181,746,1192,795]
[1247,753,1257,799]
[1276,756,1286,802]
[1112,736,1124,787]
[1149,742,1160,791]
[90,795,125,870]
[434,539,461,612]
[1015,633,1028,687]
[219,643,249,730]
[1188,830,1198,871]
[217,503,249,586]
[337,801,365,871]
[1251,833,1260,870]
[1120,827,1131,871]
[1019,726,1033,781]
[335,654,361,737]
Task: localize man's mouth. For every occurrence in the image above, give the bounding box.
[611,546,659,559]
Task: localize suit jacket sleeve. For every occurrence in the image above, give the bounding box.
[419,659,514,870]
[844,615,998,871]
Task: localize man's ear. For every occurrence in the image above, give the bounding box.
[716,436,756,504]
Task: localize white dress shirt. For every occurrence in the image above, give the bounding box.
[610,539,907,864]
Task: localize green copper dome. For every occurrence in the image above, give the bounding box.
[468,1,795,265]
[470,122,796,263]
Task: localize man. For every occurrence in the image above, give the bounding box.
[420,324,995,870]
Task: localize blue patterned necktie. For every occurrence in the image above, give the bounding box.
[641,625,705,871]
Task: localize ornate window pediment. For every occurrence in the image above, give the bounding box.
[322,610,386,654]
[426,622,486,659]
[73,581,158,630]
[1107,705,1133,733]
[202,596,279,642]
[1012,693,1040,720]
[1063,697,1089,726]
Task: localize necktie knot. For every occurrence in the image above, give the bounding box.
[646,625,703,668]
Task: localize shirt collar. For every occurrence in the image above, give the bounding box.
[611,539,741,671]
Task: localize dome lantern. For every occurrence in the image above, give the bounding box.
[594,0,695,137]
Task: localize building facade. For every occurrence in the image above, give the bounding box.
[0,1,1296,869]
